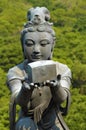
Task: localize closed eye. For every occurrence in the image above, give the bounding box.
[25,40,34,46]
[40,40,50,47]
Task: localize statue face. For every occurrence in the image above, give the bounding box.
[23,31,53,62]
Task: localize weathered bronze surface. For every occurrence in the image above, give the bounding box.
[7,7,72,130]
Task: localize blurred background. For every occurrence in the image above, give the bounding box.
[0,0,86,130]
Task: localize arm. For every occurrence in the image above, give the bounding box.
[47,65,71,104]
[7,79,33,107]
[50,76,71,104]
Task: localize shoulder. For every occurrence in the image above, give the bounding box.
[7,61,26,82]
[55,61,69,70]
[54,61,71,78]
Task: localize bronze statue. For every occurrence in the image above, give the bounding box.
[7,7,72,130]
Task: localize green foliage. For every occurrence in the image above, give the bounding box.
[0,0,86,130]
[0,35,23,71]
[64,88,86,130]
[0,68,9,130]
[72,62,86,87]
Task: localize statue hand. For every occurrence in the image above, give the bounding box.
[46,80,60,88]
[23,81,34,90]
[46,74,61,88]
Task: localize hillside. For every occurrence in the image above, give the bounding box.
[0,0,86,130]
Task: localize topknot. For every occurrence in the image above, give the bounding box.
[27,7,50,25]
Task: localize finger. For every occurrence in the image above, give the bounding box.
[30,82,34,86]
[46,80,50,86]
[23,82,31,90]
[50,81,58,87]
[53,81,58,87]
[30,83,34,89]
[34,84,38,88]
[50,81,54,87]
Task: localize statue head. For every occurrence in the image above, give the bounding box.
[21,7,56,62]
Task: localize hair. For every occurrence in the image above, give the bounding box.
[27,7,50,21]
[21,22,56,43]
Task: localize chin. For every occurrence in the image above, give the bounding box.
[31,58,42,62]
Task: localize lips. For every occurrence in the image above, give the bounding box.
[31,54,42,59]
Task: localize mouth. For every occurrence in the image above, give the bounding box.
[31,54,42,59]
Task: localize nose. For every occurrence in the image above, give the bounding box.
[33,44,40,54]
